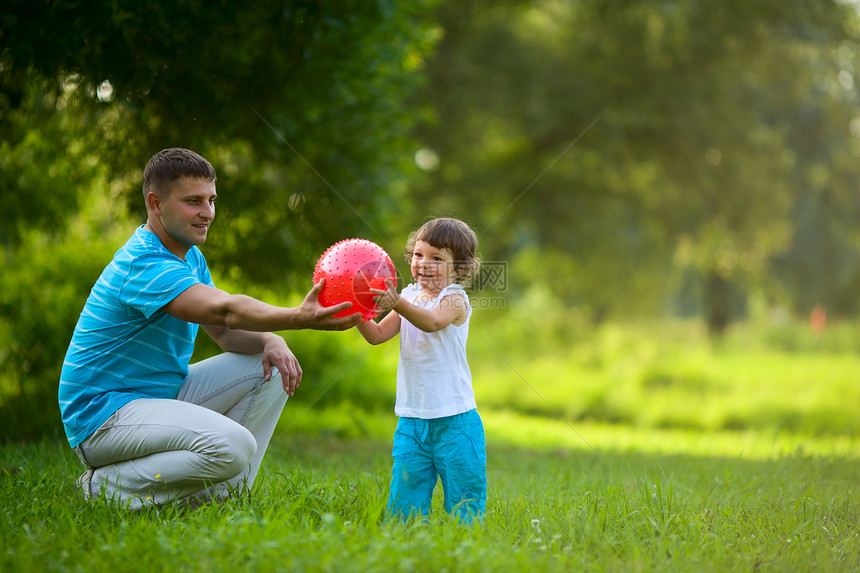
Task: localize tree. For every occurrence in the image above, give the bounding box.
[408,0,860,334]
[0,0,439,439]
[1,0,437,278]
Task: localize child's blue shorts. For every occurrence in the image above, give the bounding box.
[387,409,487,521]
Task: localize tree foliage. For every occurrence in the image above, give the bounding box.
[4,0,860,439]
[0,0,438,439]
[2,0,436,277]
[409,0,860,332]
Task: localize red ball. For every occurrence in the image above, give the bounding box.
[313,238,397,322]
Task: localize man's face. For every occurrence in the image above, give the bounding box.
[157,177,217,249]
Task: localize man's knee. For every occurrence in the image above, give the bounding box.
[218,425,257,479]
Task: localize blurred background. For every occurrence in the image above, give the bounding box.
[3,0,860,442]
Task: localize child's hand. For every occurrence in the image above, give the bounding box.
[371,279,400,312]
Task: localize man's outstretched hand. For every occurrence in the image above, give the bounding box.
[296,279,362,331]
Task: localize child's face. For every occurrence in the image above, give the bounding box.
[410,240,457,293]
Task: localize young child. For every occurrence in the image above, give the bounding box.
[357,217,486,522]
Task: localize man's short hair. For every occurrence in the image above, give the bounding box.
[143,148,217,197]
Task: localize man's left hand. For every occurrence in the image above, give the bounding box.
[262,336,302,396]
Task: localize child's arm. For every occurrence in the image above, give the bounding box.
[356,310,402,345]
[395,294,467,332]
[373,280,468,333]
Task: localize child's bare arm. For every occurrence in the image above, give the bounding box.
[356,310,402,345]
[393,292,467,332]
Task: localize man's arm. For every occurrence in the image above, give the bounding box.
[164,280,358,396]
[203,326,303,396]
[162,279,360,332]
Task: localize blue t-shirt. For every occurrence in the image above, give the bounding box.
[58,226,214,447]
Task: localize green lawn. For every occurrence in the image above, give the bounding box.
[466,318,860,436]
[4,318,860,571]
[3,409,859,572]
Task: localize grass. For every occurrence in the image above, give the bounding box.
[4,317,860,571]
[276,315,860,439]
[465,317,860,435]
[3,410,860,572]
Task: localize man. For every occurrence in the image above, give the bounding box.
[58,148,360,509]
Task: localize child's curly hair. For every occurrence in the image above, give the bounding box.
[405,218,480,285]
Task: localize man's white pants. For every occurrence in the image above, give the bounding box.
[73,352,288,509]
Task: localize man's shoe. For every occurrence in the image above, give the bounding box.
[75,469,94,500]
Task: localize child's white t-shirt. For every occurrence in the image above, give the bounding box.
[395,282,476,419]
